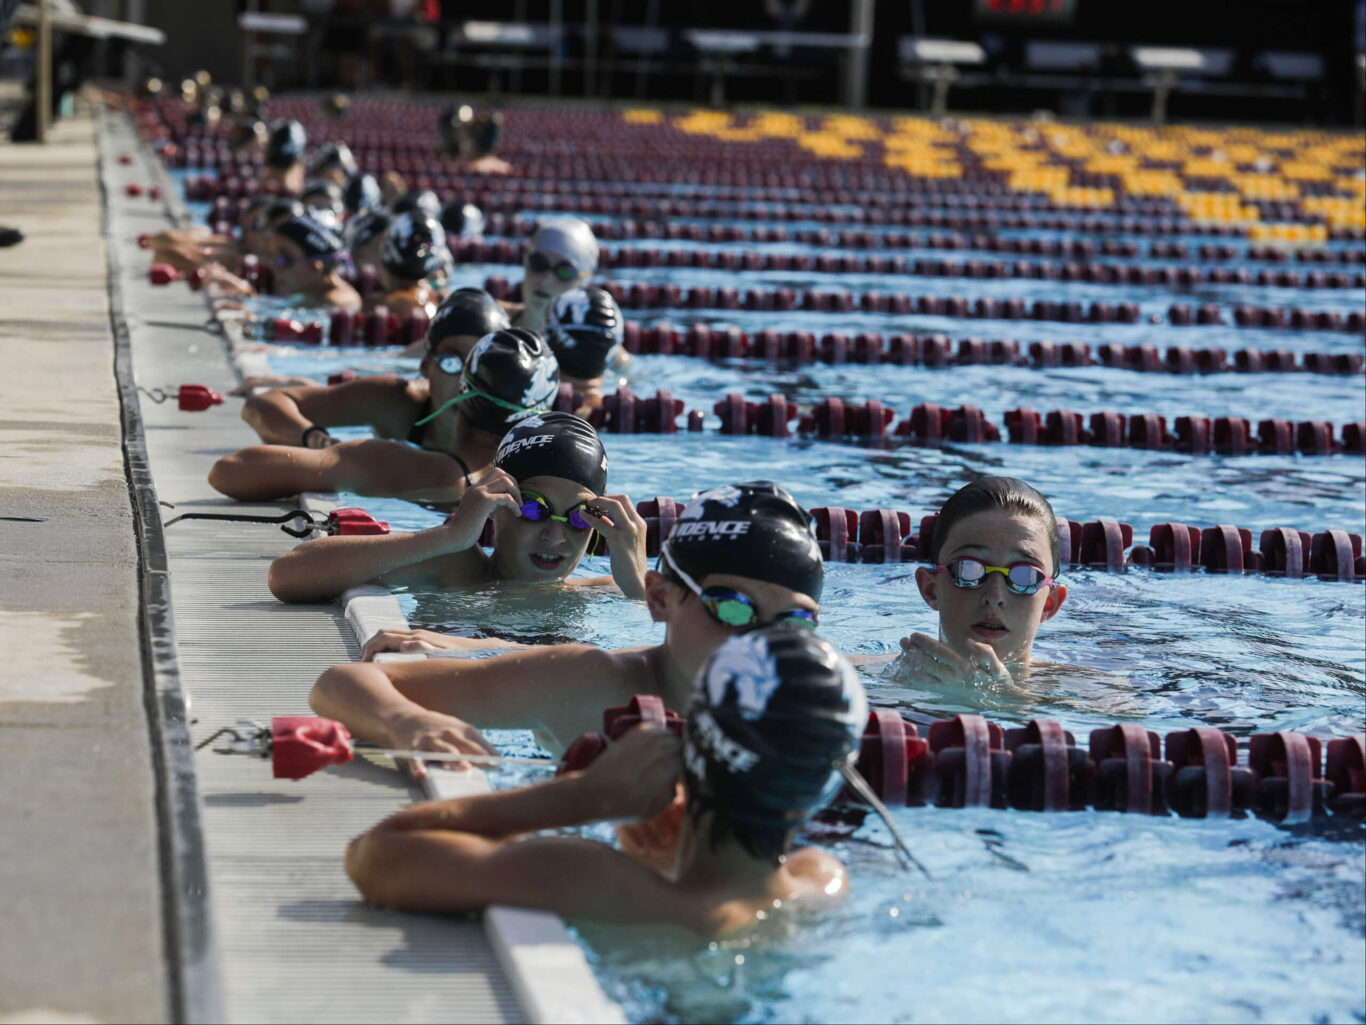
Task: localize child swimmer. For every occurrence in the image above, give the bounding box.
[310,482,826,759]
[267,412,649,601]
[876,476,1069,691]
[344,625,864,936]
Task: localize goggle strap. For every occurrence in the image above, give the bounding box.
[836,761,931,879]
[412,386,549,428]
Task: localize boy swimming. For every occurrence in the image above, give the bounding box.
[267,412,649,601]
[211,327,559,506]
[343,625,863,936]
[309,481,825,759]
[883,476,1069,689]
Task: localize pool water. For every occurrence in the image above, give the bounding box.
[186,141,1365,1022]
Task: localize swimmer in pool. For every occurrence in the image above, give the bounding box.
[366,211,452,319]
[440,200,485,240]
[237,287,509,450]
[508,217,598,334]
[307,141,358,187]
[264,214,362,311]
[876,476,1069,691]
[543,286,629,410]
[261,118,307,195]
[299,178,346,234]
[142,193,299,294]
[390,188,442,221]
[267,412,648,602]
[344,625,862,936]
[343,207,391,280]
[340,172,383,218]
[310,481,825,759]
[210,326,560,506]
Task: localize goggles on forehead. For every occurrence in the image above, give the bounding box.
[659,544,817,632]
[936,558,1054,596]
[518,490,594,531]
[527,250,580,282]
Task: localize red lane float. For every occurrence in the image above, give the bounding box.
[623,323,1364,376]
[452,238,1366,292]
[827,710,1362,822]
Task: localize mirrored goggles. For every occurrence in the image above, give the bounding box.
[527,250,580,282]
[659,544,818,632]
[936,558,1054,596]
[434,352,463,375]
[519,490,593,532]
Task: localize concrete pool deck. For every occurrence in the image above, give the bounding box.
[0,110,167,1021]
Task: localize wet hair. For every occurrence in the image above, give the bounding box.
[928,476,1061,576]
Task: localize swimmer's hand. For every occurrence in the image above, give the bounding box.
[895,633,1020,690]
[361,628,517,661]
[384,709,499,778]
[228,374,320,395]
[578,493,649,599]
[574,725,682,822]
[439,469,522,551]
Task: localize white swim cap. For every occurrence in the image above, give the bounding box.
[530,217,599,276]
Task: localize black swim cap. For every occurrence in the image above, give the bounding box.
[427,288,510,350]
[381,212,453,281]
[308,141,357,179]
[300,178,344,217]
[341,172,382,215]
[664,482,823,601]
[494,412,608,495]
[273,215,346,263]
[391,189,442,220]
[440,200,485,239]
[544,287,624,380]
[265,118,306,169]
[457,328,560,433]
[343,208,390,253]
[683,626,865,834]
[266,197,305,227]
[229,116,267,151]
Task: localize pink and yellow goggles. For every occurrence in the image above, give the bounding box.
[935,558,1054,595]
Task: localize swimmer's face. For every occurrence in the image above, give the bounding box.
[491,474,596,582]
[657,569,820,657]
[270,235,330,295]
[522,248,586,307]
[421,333,484,405]
[915,509,1066,666]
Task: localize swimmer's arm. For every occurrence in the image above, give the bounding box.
[208,439,467,504]
[241,376,415,445]
[267,530,488,603]
[312,645,642,753]
[347,828,690,927]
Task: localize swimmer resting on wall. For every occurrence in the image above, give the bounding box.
[268,413,650,601]
[345,626,862,936]
[210,326,559,508]
[310,482,825,761]
[234,289,508,454]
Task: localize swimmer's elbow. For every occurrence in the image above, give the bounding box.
[267,551,319,603]
[345,831,392,903]
[207,454,247,498]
